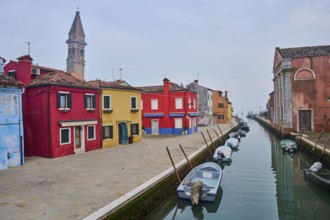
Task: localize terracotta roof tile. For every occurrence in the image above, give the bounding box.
[28,71,97,89]
[0,74,24,88]
[277,45,330,59]
[138,82,194,93]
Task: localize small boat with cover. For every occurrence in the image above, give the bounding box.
[225,137,239,149]
[213,146,232,162]
[280,139,297,153]
[304,162,330,191]
[177,162,222,203]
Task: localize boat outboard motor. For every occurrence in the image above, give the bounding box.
[285,142,294,153]
[191,181,203,205]
[309,162,322,172]
[217,150,225,160]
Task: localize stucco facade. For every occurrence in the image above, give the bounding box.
[0,74,24,170]
[272,45,330,134]
[89,80,142,147]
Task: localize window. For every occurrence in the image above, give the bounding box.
[175,118,182,128]
[141,100,143,110]
[131,96,137,109]
[218,115,224,120]
[8,71,16,79]
[87,126,95,140]
[58,92,72,110]
[188,98,191,109]
[85,94,96,110]
[60,128,70,145]
[103,95,111,110]
[175,98,183,109]
[130,123,139,135]
[151,99,158,110]
[102,125,113,140]
[218,103,224,108]
[193,99,196,109]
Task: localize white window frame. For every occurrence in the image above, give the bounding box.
[193,99,196,109]
[151,99,158,110]
[141,100,143,110]
[58,91,70,110]
[175,98,183,109]
[188,98,191,109]
[103,125,113,140]
[85,93,95,110]
[103,95,112,110]
[87,125,96,140]
[60,128,71,145]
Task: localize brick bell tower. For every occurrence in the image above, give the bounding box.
[66,9,87,79]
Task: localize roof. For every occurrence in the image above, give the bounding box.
[138,82,195,93]
[0,74,24,88]
[88,80,141,91]
[276,45,330,59]
[69,11,85,36]
[28,71,97,89]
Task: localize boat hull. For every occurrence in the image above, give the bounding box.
[177,162,222,202]
[304,169,330,191]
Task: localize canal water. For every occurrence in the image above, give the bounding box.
[145,119,330,220]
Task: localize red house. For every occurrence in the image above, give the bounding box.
[4,55,101,158]
[139,78,198,135]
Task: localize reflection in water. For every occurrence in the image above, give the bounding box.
[146,120,330,220]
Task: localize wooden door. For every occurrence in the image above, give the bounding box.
[75,126,81,150]
[299,110,312,131]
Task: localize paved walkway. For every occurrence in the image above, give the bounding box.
[0,122,235,220]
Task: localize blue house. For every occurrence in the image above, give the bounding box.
[0,73,24,170]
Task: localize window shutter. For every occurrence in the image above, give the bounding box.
[92,96,96,108]
[67,94,72,108]
[84,95,87,108]
[102,126,105,139]
[57,93,61,108]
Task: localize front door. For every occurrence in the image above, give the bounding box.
[74,126,84,153]
[298,110,312,132]
[151,119,159,134]
[118,123,128,144]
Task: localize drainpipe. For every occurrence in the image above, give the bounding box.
[19,87,25,165]
[47,85,51,158]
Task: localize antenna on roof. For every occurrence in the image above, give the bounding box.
[25,41,33,55]
[197,72,200,81]
[112,68,115,81]
[119,68,123,80]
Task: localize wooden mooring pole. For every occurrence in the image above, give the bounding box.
[179,144,193,169]
[217,124,225,139]
[206,129,216,150]
[201,132,213,157]
[319,136,330,161]
[213,128,224,142]
[166,147,181,183]
[309,119,330,156]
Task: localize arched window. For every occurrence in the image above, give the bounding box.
[80,49,84,57]
[294,68,315,81]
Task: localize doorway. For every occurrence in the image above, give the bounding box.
[298,110,312,132]
[118,123,128,144]
[151,119,159,134]
[74,126,84,153]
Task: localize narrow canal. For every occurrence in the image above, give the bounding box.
[145,119,330,220]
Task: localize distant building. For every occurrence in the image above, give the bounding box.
[0,73,24,170]
[66,10,87,79]
[0,56,6,74]
[267,91,274,121]
[186,80,213,125]
[139,78,198,135]
[212,90,231,124]
[272,45,330,134]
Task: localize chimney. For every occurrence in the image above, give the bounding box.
[0,57,6,74]
[225,91,228,98]
[17,55,33,84]
[163,78,170,95]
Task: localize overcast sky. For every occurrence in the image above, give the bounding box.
[1,0,330,116]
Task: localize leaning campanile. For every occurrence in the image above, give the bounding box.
[66,10,87,79]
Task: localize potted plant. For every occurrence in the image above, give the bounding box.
[128,135,133,144]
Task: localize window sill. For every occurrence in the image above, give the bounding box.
[103,110,113,113]
[86,108,95,112]
[59,108,70,112]
[131,109,139,112]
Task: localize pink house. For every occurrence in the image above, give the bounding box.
[139,78,198,135]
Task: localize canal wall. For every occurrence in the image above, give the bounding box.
[255,116,330,164]
[83,124,238,220]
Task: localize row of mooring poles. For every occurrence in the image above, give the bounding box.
[166,124,233,183]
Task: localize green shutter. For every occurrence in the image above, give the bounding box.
[92,95,96,109]
[57,93,61,108]
[67,94,72,108]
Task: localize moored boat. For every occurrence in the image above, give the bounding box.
[225,137,239,149]
[229,132,240,141]
[177,162,222,203]
[304,168,330,191]
[213,146,232,163]
[280,139,297,152]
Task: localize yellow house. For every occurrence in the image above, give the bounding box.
[227,101,233,121]
[90,80,142,148]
